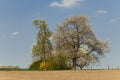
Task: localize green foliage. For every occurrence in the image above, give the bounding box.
[30,16,109,70]
[29,60,42,70]
[32,19,53,70]
[31,19,72,70]
[33,20,39,26]
[32,19,52,57]
[49,51,72,70]
[39,61,52,70]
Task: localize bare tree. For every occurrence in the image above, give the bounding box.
[53,15,110,70]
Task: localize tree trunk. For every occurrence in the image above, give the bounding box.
[73,26,79,70]
[80,67,83,70]
[43,25,46,70]
[43,44,46,70]
[73,57,77,70]
[73,63,76,70]
[43,53,46,70]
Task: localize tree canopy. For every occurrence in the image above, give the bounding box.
[53,16,110,70]
[32,20,53,70]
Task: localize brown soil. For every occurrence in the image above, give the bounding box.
[0,70,119,80]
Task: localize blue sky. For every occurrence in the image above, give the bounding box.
[0,0,120,68]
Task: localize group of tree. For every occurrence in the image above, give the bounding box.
[29,15,110,70]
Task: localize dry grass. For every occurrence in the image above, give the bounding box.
[0,70,120,80]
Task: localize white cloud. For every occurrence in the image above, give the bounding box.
[97,10,108,14]
[110,19,116,23]
[11,32,19,36]
[110,18,120,23]
[50,0,85,8]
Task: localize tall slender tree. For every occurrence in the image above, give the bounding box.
[32,20,52,70]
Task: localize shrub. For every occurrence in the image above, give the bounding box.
[39,61,52,70]
[49,51,72,70]
[29,60,41,70]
